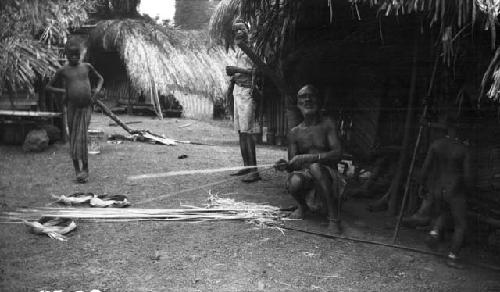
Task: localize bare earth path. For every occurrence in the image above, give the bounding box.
[1,113,499,292]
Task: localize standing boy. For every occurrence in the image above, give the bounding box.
[46,45,104,183]
[420,115,472,268]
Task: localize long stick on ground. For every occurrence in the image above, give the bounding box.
[128,164,277,180]
[282,225,500,272]
[94,99,136,134]
[93,99,207,145]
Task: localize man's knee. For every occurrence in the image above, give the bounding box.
[309,163,322,174]
[309,163,330,179]
[288,174,306,194]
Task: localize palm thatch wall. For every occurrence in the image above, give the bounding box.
[88,19,238,119]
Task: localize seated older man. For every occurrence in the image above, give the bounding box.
[277,84,344,233]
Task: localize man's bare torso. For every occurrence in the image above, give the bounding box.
[290,119,339,167]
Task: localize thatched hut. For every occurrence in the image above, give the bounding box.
[87,18,238,119]
[210,0,497,148]
[209,0,500,222]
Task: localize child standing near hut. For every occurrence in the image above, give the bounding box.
[46,45,104,183]
[420,114,472,268]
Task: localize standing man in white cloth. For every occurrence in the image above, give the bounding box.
[226,19,261,183]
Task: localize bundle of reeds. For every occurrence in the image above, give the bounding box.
[2,194,285,230]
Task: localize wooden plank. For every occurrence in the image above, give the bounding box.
[0,96,38,110]
[0,110,61,117]
[0,100,37,107]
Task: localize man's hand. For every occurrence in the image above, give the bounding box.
[288,154,318,170]
[274,159,289,172]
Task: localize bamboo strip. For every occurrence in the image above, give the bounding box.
[128,164,277,180]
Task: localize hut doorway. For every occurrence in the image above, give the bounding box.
[92,51,138,110]
[159,94,183,117]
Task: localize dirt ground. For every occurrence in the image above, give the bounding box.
[1,113,499,292]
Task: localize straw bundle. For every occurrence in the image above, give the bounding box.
[2,194,285,230]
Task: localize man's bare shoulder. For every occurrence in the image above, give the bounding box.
[82,62,95,69]
[289,125,301,139]
[319,117,338,132]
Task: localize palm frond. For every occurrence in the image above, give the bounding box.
[208,0,241,50]
[0,0,96,94]
[0,37,59,94]
[210,0,498,65]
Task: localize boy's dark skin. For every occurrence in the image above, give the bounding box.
[46,47,104,182]
[420,121,472,268]
[277,85,343,233]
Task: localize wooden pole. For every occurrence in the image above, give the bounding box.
[93,99,135,134]
[392,53,440,243]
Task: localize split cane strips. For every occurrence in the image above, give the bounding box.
[1,195,286,230]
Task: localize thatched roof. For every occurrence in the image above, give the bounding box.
[89,19,237,105]
[0,0,95,95]
[210,0,497,66]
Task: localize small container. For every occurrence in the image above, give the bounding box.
[88,129,104,155]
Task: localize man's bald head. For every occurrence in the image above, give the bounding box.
[297,84,320,116]
[297,84,319,97]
